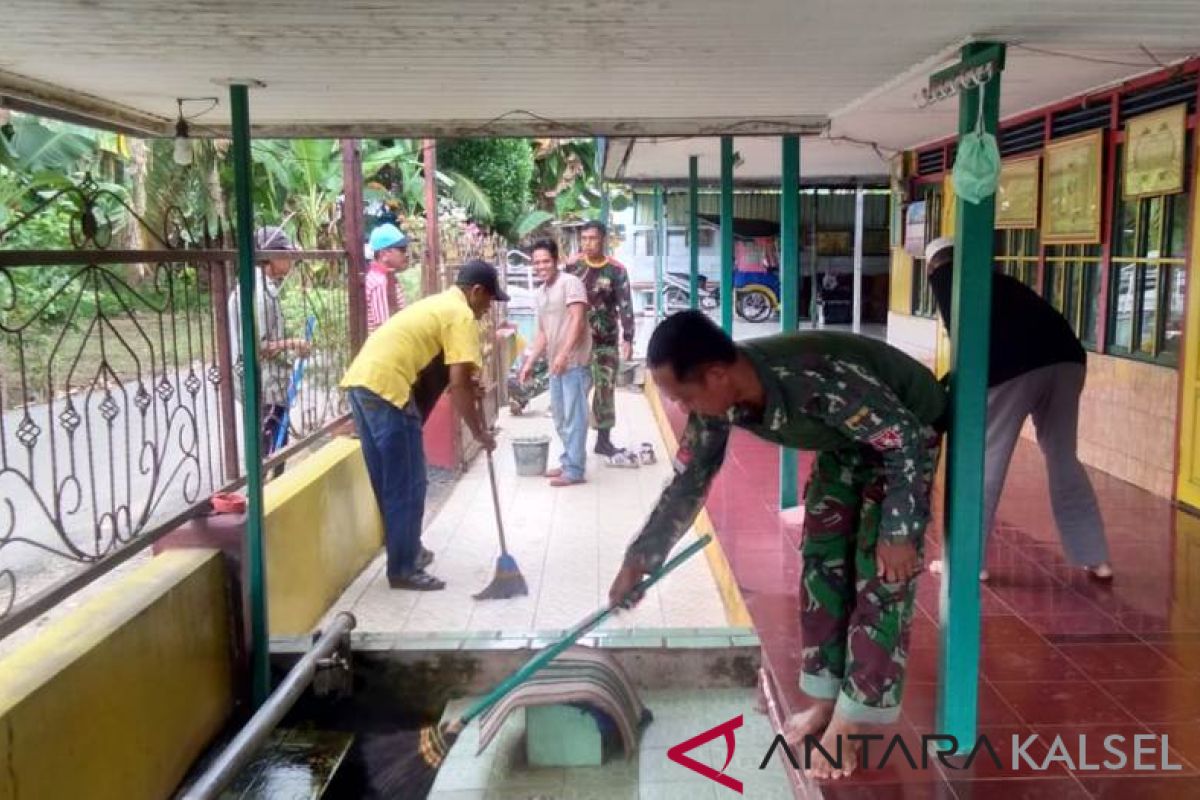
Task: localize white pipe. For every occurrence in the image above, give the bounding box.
[853,184,864,334]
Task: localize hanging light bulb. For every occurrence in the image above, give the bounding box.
[173,100,193,166]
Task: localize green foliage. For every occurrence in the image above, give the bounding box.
[437,138,534,236]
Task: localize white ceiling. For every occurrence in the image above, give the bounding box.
[609,44,1199,182]
[2,1,1199,160]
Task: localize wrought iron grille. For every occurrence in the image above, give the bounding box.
[0,176,351,622]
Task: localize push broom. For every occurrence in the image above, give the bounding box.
[360,533,711,799]
[473,400,528,600]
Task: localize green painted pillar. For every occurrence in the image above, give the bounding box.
[229,83,271,707]
[654,184,665,322]
[810,192,819,326]
[596,137,610,229]
[688,156,700,311]
[779,136,800,509]
[937,42,1005,750]
[720,137,734,334]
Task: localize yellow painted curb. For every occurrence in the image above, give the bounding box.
[643,377,753,627]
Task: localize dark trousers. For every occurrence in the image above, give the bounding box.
[347,387,427,577]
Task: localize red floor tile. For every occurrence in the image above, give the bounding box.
[988,680,1136,727]
[1102,679,1200,725]
[1151,722,1200,771]
[979,643,1088,682]
[947,777,1091,799]
[1151,640,1200,675]
[979,616,1046,648]
[1077,776,1200,798]
[921,725,1067,782]
[818,780,956,799]
[1057,643,1189,681]
[1022,612,1130,637]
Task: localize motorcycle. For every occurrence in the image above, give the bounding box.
[734,269,781,322]
[661,271,720,313]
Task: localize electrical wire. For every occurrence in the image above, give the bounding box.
[1010,43,1187,69]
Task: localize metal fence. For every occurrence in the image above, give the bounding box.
[0,177,353,626]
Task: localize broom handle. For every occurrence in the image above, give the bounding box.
[484,448,509,554]
[457,533,711,726]
[478,395,509,554]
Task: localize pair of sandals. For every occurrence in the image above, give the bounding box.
[388,547,444,591]
[605,442,657,469]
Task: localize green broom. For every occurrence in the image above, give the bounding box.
[360,534,712,798]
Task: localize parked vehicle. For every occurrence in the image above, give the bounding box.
[661,271,719,313]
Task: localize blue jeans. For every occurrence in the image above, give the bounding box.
[347,387,426,578]
[550,365,592,481]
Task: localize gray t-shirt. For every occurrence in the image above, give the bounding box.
[228,271,291,406]
[536,271,592,370]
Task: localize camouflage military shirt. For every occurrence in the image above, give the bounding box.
[626,331,947,571]
[567,258,635,347]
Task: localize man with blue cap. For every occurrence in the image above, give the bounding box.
[365,223,411,334]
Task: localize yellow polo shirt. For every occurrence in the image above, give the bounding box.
[340,286,482,408]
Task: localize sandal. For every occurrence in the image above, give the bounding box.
[605,449,641,468]
[1085,563,1114,583]
[639,442,657,465]
[388,569,446,591]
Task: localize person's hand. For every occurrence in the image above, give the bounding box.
[518,363,533,384]
[876,540,923,583]
[476,429,497,453]
[293,339,312,357]
[550,353,569,376]
[607,559,649,609]
[621,340,633,362]
[474,381,487,401]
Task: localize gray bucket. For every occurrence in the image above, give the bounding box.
[512,435,551,477]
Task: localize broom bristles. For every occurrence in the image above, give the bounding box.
[360,723,458,799]
[473,569,528,600]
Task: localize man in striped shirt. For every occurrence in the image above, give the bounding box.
[365,223,411,334]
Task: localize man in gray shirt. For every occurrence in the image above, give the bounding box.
[520,239,592,486]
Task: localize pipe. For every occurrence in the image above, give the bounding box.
[181,612,357,800]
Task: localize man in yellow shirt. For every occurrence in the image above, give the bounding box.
[341,260,505,591]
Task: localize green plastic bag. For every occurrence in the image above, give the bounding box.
[952,90,1000,204]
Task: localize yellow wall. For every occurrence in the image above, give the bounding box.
[1175,132,1200,507]
[264,436,384,635]
[0,550,233,800]
[889,246,913,315]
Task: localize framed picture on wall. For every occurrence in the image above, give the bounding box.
[1124,103,1187,199]
[996,155,1040,229]
[1041,130,1104,244]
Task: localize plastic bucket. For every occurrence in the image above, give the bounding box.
[512,435,551,476]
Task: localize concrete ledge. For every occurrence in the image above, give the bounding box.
[0,549,233,800]
[264,436,384,635]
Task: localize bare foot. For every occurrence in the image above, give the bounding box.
[929,559,989,582]
[806,713,862,780]
[782,700,835,748]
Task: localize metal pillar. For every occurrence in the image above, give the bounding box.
[423,139,442,295]
[654,184,665,322]
[937,41,1005,749]
[720,137,735,334]
[229,82,270,708]
[852,183,865,333]
[779,136,800,509]
[688,156,700,311]
[341,139,368,352]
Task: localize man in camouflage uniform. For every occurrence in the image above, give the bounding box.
[506,350,548,415]
[608,311,946,779]
[567,221,635,456]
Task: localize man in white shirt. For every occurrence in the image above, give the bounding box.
[227,226,310,455]
[520,239,592,487]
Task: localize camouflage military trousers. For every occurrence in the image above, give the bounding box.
[507,353,549,411]
[589,344,619,431]
[798,433,941,724]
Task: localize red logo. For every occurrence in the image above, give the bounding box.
[668,715,744,793]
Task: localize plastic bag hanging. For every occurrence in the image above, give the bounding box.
[952,85,1001,204]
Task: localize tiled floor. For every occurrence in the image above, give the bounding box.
[427,688,794,799]
[321,389,728,637]
[659,396,1200,799]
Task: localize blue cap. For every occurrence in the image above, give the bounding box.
[369,223,408,253]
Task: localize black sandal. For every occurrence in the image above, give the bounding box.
[388,570,446,591]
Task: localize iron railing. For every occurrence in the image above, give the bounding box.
[0,177,354,626]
